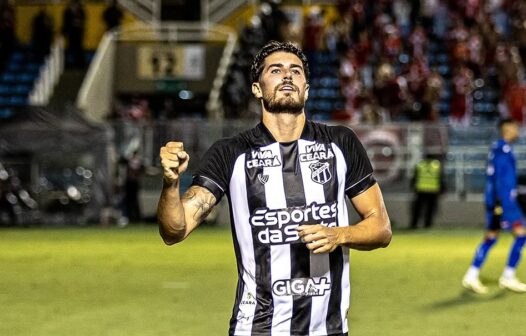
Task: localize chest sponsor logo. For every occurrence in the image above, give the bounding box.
[299,143,335,162]
[310,161,332,184]
[246,149,281,168]
[273,277,331,297]
[249,202,338,245]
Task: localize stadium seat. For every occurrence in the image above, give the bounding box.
[0,107,14,118]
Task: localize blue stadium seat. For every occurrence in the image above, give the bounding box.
[1,73,16,82]
[8,95,28,106]
[26,63,41,72]
[9,52,25,63]
[14,84,31,95]
[0,107,14,118]
[17,73,37,83]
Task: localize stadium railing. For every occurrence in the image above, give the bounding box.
[117,0,161,23]
[29,38,65,106]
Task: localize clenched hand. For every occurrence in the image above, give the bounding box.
[160,142,189,185]
[297,224,343,254]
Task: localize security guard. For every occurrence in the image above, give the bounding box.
[410,153,444,229]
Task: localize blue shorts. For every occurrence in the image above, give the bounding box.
[486,205,524,231]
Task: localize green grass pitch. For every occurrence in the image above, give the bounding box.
[1,226,524,336]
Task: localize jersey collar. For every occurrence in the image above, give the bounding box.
[256,120,314,145]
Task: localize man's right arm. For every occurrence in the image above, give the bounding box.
[157,184,216,245]
[157,141,217,245]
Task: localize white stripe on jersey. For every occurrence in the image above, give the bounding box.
[298,139,331,335]
[230,154,257,335]
[332,143,351,334]
[264,143,293,334]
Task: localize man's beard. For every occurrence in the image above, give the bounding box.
[261,86,305,114]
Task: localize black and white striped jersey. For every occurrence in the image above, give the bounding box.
[192,121,375,336]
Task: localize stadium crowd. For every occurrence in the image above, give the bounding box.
[221,0,526,126]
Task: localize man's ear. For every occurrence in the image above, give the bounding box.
[304,84,310,101]
[252,82,262,99]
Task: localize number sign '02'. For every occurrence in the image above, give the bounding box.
[136,45,205,80]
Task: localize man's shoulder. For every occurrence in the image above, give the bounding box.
[491,140,513,156]
[305,121,357,143]
[208,125,260,154]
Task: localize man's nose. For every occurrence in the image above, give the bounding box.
[282,70,292,80]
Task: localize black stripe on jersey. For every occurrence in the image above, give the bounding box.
[245,154,273,335]
[280,142,312,334]
[325,143,344,333]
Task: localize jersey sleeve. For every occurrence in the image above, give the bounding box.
[332,126,376,199]
[191,139,234,203]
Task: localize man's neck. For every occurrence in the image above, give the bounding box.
[262,111,306,142]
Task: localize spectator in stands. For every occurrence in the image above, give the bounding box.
[31,7,54,60]
[382,24,403,61]
[102,0,123,32]
[403,57,430,120]
[0,0,16,70]
[422,69,444,121]
[466,26,484,77]
[488,0,510,38]
[432,0,449,39]
[501,78,526,124]
[373,62,407,121]
[449,64,474,126]
[259,0,290,42]
[338,49,363,122]
[448,17,470,66]
[393,0,411,39]
[420,0,439,32]
[511,1,526,69]
[62,0,86,68]
[409,24,428,60]
[303,6,325,52]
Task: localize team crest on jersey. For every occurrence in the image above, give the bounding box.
[309,162,332,184]
[257,174,269,184]
[246,149,281,168]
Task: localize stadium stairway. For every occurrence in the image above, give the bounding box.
[48,69,87,108]
[0,48,43,119]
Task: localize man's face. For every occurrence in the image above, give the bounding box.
[504,122,520,143]
[252,52,309,114]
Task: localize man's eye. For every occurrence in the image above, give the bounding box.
[292,69,301,75]
[271,69,281,74]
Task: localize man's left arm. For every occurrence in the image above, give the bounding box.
[298,183,391,253]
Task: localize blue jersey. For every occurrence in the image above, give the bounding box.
[485,139,523,224]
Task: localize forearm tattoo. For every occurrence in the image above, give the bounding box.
[182,186,215,221]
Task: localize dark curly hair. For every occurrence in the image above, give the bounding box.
[250,41,310,83]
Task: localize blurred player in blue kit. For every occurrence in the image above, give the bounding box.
[463,118,526,293]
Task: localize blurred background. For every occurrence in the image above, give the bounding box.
[1,0,526,228]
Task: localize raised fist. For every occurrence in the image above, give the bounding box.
[160,142,189,185]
